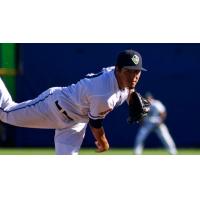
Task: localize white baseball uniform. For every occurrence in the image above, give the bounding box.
[0,66,129,155]
[134,99,177,155]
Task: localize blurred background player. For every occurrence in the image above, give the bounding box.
[134,92,177,155]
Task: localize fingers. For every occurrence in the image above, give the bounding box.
[95,141,106,152]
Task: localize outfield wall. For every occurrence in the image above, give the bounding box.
[11,44,200,148]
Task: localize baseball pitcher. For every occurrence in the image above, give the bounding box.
[0,50,150,155]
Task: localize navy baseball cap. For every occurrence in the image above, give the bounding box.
[116,49,147,71]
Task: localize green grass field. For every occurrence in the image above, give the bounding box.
[0,148,200,155]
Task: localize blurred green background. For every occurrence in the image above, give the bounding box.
[0,148,200,155]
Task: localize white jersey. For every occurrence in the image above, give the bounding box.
[0,66,129,128]
[0,66,130,154]
[58,66,129,122]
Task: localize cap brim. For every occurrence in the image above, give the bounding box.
[123,66,147,71]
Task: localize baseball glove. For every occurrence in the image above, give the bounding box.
[127,92,151,124]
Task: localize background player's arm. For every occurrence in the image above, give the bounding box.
[155,101,167,124]
[89,118,109,152]
[159,111,167,123]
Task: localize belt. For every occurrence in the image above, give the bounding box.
[55,100,73,120]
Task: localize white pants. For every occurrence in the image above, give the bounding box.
[134,122,177,155]
[55,123,87,155]
[0,78,87,155]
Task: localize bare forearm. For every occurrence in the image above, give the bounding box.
[90,125,109,151]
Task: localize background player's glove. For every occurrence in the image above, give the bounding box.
[127,92,151,124]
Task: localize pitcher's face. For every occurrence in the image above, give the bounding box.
[118,68,141,89]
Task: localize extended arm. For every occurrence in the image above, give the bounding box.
[89,118,109,152]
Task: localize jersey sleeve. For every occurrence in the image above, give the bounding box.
[88,95,113,120]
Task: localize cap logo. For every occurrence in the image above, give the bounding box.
[131,55,139,65]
